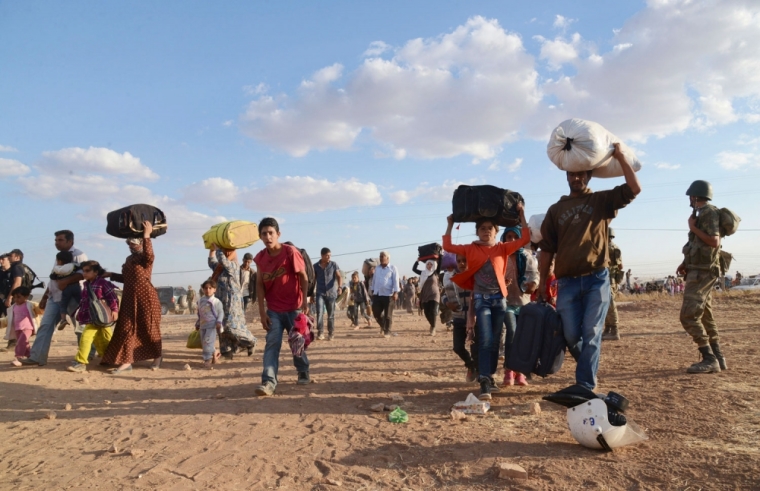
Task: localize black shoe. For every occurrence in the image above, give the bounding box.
[297,371,311,385]
[478,378,492,401]
[710,343,728,371]
[489,376,501,393]
[687,346,720,374]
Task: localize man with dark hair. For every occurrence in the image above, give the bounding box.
[537,143,641,392]
[370,251,400,338]
[0,254,12,347]
[20,230,87,366]
[313,247,342,341]
[4,250,25,310]
[254,217,311,396]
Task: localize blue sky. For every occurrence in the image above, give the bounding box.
[1,0,759,289]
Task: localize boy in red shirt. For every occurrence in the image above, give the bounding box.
[253,217,310,396]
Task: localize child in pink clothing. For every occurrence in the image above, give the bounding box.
[9,286,37,366]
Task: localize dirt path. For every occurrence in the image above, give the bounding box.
[1,292,759,490]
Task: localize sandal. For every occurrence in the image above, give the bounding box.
[110,365,133,375]
[150,356,163,371]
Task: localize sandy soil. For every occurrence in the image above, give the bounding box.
[1,291,759,490]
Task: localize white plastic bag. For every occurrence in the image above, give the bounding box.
[547,119,642,178]
[452,393,490,414]
[528,214,546,244]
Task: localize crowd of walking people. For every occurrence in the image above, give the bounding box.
[0,148,736,399]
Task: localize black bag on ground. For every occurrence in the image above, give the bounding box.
[284,242,316,298]
[106,204,167,239]
[452,185,523,227]
[506,302,566,377]
[417,243,442,260]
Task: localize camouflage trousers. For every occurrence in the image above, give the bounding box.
[680,270,719,347]
[604,281,618,328]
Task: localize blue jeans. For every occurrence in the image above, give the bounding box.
[473,293,507,379]
[501,305,520,366]
[556,268,610,391]
[29,300,64,365]
[315,295,336,336]
[261,310,310,388]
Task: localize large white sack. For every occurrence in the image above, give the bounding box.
[547,119,642,178]
[528,214,545,244]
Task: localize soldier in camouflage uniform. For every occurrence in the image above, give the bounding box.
[602,228,623,341]
[186,285,197,315]
[677,180,726,374]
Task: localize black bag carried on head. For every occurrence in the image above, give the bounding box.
[452,185,524,227]
[506,302,566,378]
[106,204,167,239]
[284,242,316,298]
[417,243,442,260]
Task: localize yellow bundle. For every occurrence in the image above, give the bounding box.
[202,220,259,250]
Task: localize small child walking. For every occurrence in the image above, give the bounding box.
[8,286,39,366]
[68,261,119,372]
[196,279,224,368]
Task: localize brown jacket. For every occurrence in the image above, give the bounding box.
[538,184,635,279]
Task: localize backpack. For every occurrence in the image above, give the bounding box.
[718,208,741,237]
[506,302,566,378]
[21,264,45,290]
[284,242,315,298]
[452,184,524,227]
[87,282,117,327]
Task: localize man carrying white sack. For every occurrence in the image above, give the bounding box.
[537,143,641,392]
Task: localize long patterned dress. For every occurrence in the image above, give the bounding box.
[208,250,256,355]
[103,238,162,364]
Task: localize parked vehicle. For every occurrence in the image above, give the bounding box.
[155,286,188,315]
[732,277,760,291]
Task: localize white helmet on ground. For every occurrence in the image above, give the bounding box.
[566,398,648,451]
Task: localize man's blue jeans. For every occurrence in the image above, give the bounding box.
[29,300,63,365]
[315,294,336,336]
[473,293,507,379]
[261,310,309,388]
[556,268,610,391]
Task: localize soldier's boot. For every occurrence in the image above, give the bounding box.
[602,325,611,336]
[686,346,721,374]
[602,326,620,341]
[710,342,728,371]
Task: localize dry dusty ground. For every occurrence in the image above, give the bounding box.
[1,291,759,490]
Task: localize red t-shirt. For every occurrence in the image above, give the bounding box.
[253,244,305,313]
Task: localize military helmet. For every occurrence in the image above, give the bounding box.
[685,180,713,200]
[609,227,615,239]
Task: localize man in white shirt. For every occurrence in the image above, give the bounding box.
[21,230,87,366]
[370,251,399,338]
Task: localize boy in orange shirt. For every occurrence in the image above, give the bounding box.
[443,204,530,400]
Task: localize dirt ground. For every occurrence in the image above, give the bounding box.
[1,291,759,490]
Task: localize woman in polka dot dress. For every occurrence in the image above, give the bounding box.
[208,244,256,360]
[102,221,162,373]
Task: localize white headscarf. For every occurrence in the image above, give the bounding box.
[419,259,436,286]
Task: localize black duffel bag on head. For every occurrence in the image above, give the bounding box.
[417,242,442,260]
[106,204,167,239]
[452,185,523,227]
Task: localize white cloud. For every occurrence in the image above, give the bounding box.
[537,34,581,70]
[240,16,540,160]
[364,41,391,57]
[553,15,576,30]
[655,162,681,170]
[243,176,382,213]
[0,145,18,152]
[243,83,268,96]
[390,179,468,204]
[394,224,408,230]
[222,120,234,127]
[37,147,159,181]
[182,177,240,205]
[488,157,523,172]
[716,151,760,170]
[0,158,30,178]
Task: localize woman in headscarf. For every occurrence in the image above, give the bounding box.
[208,244,256,360]
[402,278,416,314]
[413,259,441,336]
[102,221,162,374]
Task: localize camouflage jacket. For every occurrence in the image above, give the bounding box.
[608,241,623,276]
[682,203,720,271]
